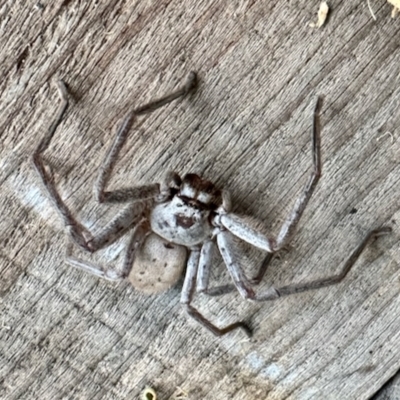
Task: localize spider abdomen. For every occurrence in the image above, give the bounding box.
[128,233,187,294]
[150,196,213,246]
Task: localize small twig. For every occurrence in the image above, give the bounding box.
[174,386,189,399]
[376,131,395,144]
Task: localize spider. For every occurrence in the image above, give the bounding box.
[33,72,391,337]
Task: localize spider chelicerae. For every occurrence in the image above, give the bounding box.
[33,72,390,336]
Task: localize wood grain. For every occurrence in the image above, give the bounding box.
[1,1,400,399]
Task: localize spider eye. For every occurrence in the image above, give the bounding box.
[179,174,222,209]
[197,191,213,204]
[180,183,197,199]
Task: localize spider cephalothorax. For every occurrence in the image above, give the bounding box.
[151,173,223,247]
[179,173,223,210]
[33,72,390,336]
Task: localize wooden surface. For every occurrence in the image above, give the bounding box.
[1,1,400,399]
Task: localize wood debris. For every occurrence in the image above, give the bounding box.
[142,387,157,400]
[367,0,377,20]
[387,0,400,17]
[174,386,189,399]
[310,2,329,28]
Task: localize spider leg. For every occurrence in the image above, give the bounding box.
[36,133,146,252]
[84,204,147,252]
[65,219,148,280]
[33,81,94,250]
[274,227,391,296]
[95,72,197,204]
[66,244,122,281]
[220,97,323,256]
[197,240,235,296]
[33,81,156,252]
[181,248,252,337]
[274,96,322,250]
[250,252,274,285]
[217,231,256,299]
[196,240,271,296]
[217,227,391,301]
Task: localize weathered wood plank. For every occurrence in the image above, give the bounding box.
[374,373,400,400]
[1,1,400,399]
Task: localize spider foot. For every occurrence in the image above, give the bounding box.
[42,161,57,184]
[66,224,95,252]
[217,321,253,337]
[185,71,198,94]
[235,322,252,338]
[56,80,69,101]
[372,226,392,237]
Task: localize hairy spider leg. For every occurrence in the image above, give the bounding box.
[181,248,252,337]
[65,219,149,280]
[195,241,274,299]
[219,97,322,263]
[196,240,236,296]
[33,73,197,253]
[217,227,391,301]
[95,72,197,204]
